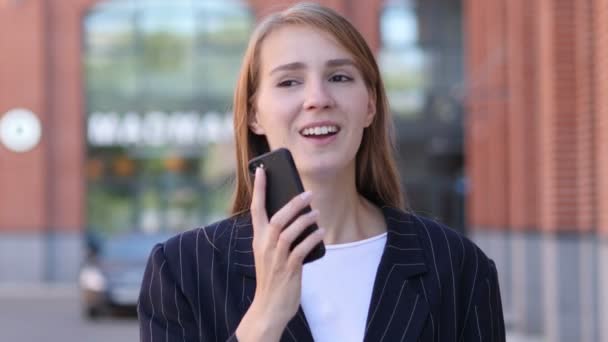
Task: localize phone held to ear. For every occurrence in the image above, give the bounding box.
[248,148,326,264]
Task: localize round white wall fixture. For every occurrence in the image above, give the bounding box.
[0,108,42,153]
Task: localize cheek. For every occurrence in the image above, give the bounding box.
[348,95,374,126]
[254,99,298,148]
[258,93,299,127]
[257,106,291,131]
[338,83,372,118]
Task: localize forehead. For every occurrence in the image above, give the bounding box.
[258,24,355,73]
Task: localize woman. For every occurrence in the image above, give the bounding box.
[138,3,505,341]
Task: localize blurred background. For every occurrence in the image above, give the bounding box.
[0,0,605,341]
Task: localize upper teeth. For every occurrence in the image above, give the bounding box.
[302,125,339,136]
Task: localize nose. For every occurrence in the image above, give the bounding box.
[303,78,335,111]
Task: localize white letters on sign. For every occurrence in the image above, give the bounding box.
[87,111,234,147]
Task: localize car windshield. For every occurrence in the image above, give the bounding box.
[101,235,169,262]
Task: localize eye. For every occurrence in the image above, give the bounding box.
[277,79,300,87]
[329,74,353,82]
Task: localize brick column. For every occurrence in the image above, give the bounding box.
[45,0,98,233]
[574,0,595,234]
[594,0,608,238]
[537,0,595,234]
[593,0,608,340]
[485,0,510,230]
[465,0,511,232]
[464,0,491,229]
[249,0,383,52]
[0,0,48,232]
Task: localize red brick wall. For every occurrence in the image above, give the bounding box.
[250,0,382,51]
[43,0,83,232]
[43,0,100,232]
[594,0,608,235]
[573,0,595,232]
[548,0,595,232]
[536,0,556,232]
[465,0,605,234]
[464,0,510,230]
[0,1,48,231]
[0,0,96,233]
[505,0,539,231]
[486,0,509,230]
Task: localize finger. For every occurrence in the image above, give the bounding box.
[275,210,319,258]
[287,228,325,268]
[250,166,268,230]
[268,191,313,232]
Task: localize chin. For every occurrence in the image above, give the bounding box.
[297,158,352,181]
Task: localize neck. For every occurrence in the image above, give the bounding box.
[301,165,386,245]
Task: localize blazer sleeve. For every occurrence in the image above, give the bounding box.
[459,259,506,342]
[138,243,240,342]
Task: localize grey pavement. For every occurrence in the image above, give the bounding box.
[0,284,138,342]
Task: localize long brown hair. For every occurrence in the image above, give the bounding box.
[230,2,406,214]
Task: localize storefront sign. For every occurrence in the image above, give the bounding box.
[87,111,233,147]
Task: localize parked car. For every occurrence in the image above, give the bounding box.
[79,232,172,319]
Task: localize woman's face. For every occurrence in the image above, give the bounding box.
[251,25,375,179]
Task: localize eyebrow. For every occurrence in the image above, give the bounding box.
[269,58,357,75]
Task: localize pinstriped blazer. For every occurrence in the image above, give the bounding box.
[138,206,505,341]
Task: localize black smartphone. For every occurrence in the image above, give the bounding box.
[248,148,325,264]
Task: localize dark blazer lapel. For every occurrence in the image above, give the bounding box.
[363,207,430,342]
[283,307,315,342]
[233,213,256,279]
[232,213,314,342]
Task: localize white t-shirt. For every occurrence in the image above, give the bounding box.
[301,232,387,342]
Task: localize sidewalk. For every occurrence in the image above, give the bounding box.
[506,331,544,342]
[0,283,77,299]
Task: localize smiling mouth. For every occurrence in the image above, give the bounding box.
[299,125,340,138]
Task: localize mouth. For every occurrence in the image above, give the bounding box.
[299,124,341,139]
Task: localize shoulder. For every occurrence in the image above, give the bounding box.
[405,212,496,279]
[154,212,251,268]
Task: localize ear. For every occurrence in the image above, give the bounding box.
[248,110,265,135]
[364,91,377,127]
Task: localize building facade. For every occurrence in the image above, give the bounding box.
[1,0,465,284]
[465,0,608,340]
[6,0,605,339]
[7,0,607,339]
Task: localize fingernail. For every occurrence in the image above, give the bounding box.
[300,191,312,201]
[317,228,326,235]
[256,166,263,176]
[310,209,319,217]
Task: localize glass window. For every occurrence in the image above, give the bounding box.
[379,0,430,118]
[84,0,252,236]
[379,0,464,122]
[380,0,465,232]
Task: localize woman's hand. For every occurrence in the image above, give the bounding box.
[235,167,325,342]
